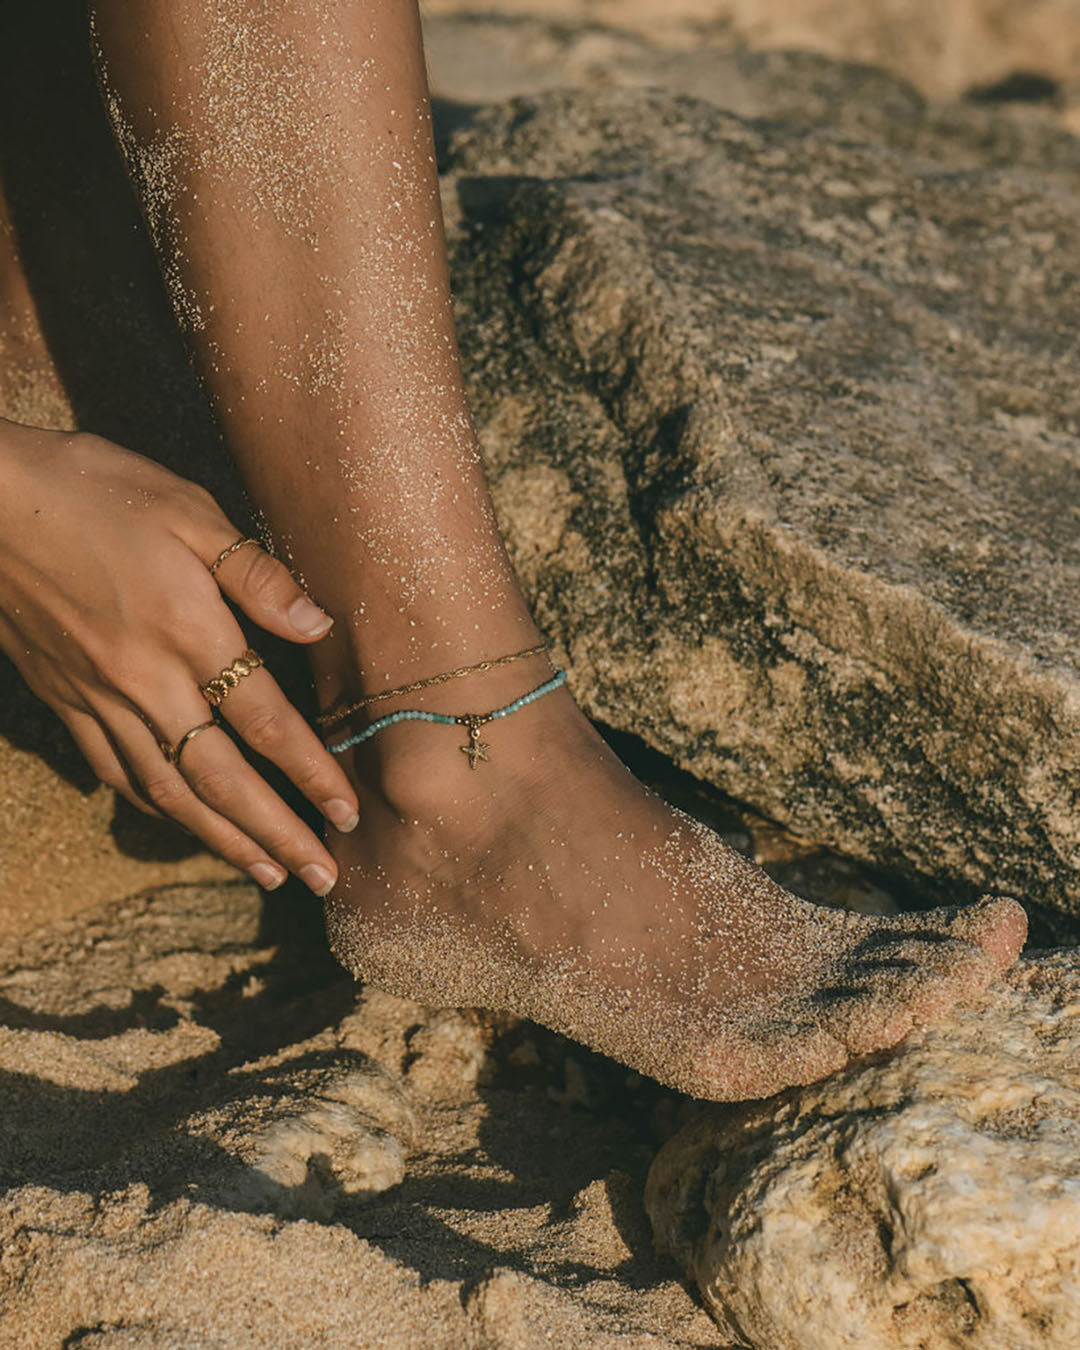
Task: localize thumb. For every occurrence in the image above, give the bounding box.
[211,540,334,643]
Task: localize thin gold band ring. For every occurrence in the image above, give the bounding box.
[209,536,261,576]
[200,648,264,708]
[159,718,217,767]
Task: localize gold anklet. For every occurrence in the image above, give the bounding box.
[316,642,549,729]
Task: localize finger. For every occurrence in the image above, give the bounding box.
[56,704,163,818]
[187,613,359,832]
[214,664,359,833]
[208,537,334,644]
[116,694,339,897]
[96,700,290,893]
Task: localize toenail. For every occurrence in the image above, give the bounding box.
[324,798,360,832]
[300,864,335,897]
[249,861,286,890]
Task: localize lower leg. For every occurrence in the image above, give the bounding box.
[0,185,70,429]
[90,0,1025,1099]
[89,0,538,716]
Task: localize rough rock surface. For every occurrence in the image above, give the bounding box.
[182,1052,417,1220]
[422,0,1080,106]
[440,85,1080,919]
[425,13,1080,180]
[645,952,1080,1349]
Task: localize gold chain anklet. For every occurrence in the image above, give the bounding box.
[316,642,549,729]
[325,670,568,768]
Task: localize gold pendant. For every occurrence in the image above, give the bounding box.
[460,718,491,769]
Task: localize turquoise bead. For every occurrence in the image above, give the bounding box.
[326,668,567,755]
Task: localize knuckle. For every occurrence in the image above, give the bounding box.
[128,795,163,818]
[239,547,288,601]
[262,820,305,861]
[144,772,191,811]
[255,815,291,850]
[214,828,261,869]
[288,754,325,792]
[240,705,284,752]
[187,766,235,805]
[66,431,104,458]
[156,579,222,638]
[171,478,220,519]
[92,638,149,699]
[185,481,219,511]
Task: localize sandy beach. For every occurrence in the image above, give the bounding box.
[2,1,1079,1344]
[1,783,904,1346]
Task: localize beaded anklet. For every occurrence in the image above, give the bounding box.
[325,670,568,768]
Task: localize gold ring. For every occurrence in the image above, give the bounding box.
[209,536,261,577]
[200,648,263,707]
[159,718,217,767]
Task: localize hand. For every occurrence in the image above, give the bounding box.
[0,418,358,895]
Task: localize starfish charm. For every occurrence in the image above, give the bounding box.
[460,719,491,769]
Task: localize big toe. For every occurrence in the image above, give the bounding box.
[946,895,1027,972]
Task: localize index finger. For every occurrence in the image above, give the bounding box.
[210,537,335,645]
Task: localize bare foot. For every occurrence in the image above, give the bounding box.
[323,662,1026,1101]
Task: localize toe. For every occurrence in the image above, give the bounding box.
[822,996,915,1059]
[678,1016,850,1102]
[945,895,1028,972]
[817,925,1003,1058]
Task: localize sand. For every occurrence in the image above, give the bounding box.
[0,0,1070,1342]
[0,722,905,1344]
[0,874,727,1347]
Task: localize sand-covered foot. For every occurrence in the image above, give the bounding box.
[324,676,1026,1102]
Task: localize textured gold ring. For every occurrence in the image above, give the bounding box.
[209,536,261,577]
[159,718,217,767]
[200,648,264,707]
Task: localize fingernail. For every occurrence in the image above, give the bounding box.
[288,595,334,638]
[300,863,336,897]
[324,798,360,832]
[249,861,286,890]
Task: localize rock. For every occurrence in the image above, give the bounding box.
[0,873,722,1348]
[644,952,1080,1349]
[404,1007,494,1100]
[422,1,1080,105]
[442,85,1080,919]
[185,1053,418,1219]
[425,15,1080,186]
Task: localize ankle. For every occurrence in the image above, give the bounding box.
[308,619,618,831]
[353,675,592,828]
[309,617,546,717]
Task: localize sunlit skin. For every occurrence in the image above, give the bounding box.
[0,0,1027,1099]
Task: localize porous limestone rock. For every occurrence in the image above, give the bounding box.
[644,952,1080,1350]
[404,1007,495,1100]
[442,85,1080,920]
[185,1053,418,1219]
